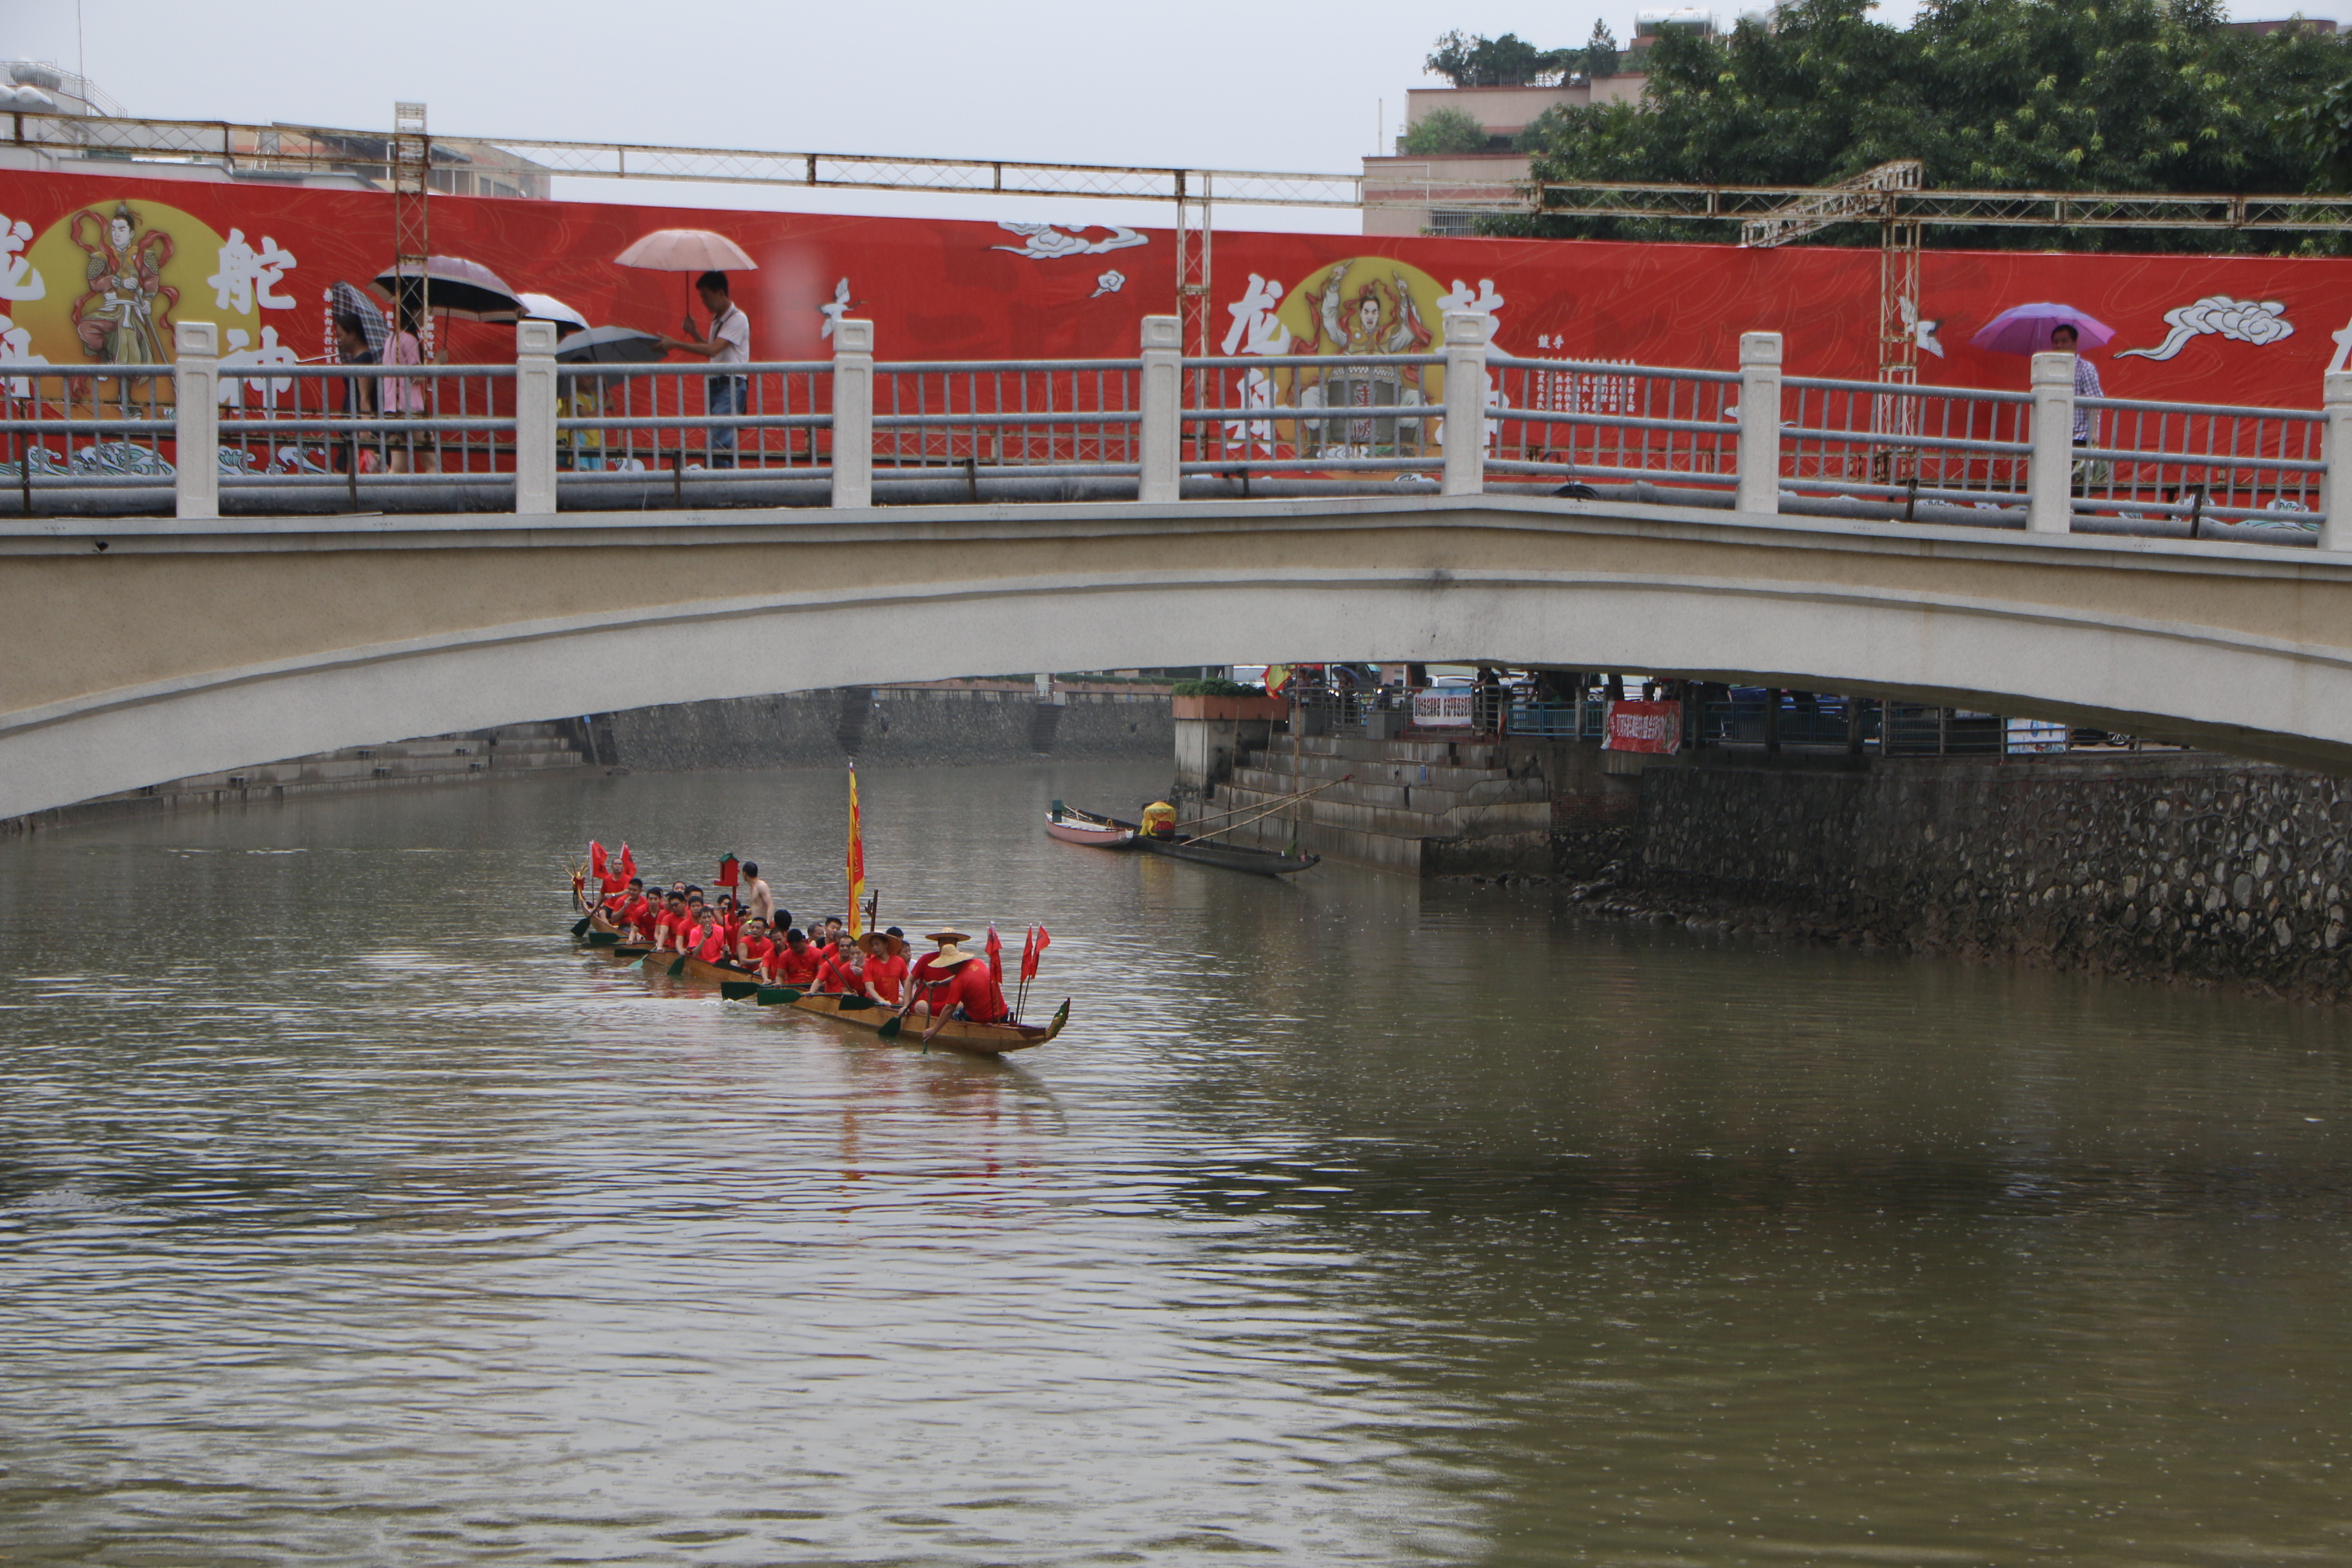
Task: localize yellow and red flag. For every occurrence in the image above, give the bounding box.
[845,762,867,938]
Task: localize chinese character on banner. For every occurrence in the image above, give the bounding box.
[208,228,299,313]
[1602,700,1683,754]
[0,216,44,302]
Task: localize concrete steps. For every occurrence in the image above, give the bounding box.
[1208,727,1551,875]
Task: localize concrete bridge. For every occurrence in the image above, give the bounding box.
[8,313,2352,819]
[8,487,2352,821]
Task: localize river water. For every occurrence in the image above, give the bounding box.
[3,761,2349,1566]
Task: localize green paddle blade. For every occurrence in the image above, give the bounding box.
[837,995,876,1012]
[720,981,760,1001]
[586,930,620,946]
[756,986,801,1006]
[877,1013,904,1040]
[667,954,686,977]
[570,916,593,938]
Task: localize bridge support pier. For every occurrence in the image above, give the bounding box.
[173,321,219,522]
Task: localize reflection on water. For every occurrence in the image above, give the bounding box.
[3,762,2349,1565]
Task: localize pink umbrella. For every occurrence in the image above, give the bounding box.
[1970,302,2116,356]
[617,229,758,320]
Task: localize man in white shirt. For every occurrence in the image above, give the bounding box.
[662,270,750,467]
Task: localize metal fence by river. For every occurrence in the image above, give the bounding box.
[2,762,2348,1565]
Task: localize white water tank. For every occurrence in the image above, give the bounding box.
[1634,8,1718,37]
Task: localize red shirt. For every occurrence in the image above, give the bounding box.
[655,910,686,947]
[740,935,774,970]
[777,941,822,986]
[695,922,729,963]
[938,961,1006,1023]
[816,954,863,994]
[863,954,908,1004]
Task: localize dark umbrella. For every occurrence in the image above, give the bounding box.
[555,326,667,365]
[329,280,391,356]
[371,255,524,322]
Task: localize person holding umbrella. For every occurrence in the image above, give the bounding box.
[658,270,750,469]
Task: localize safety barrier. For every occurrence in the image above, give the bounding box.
[7,313,2347,552]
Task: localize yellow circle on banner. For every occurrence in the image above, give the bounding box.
[12,197,246,366]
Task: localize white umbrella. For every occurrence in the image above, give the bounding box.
[518,292,590,336]
[617,229,759,320]
[616,229,758,272]
[373,255,523,322]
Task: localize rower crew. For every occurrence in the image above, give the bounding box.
[912,940,1007,1041]
[861,930,908,1006]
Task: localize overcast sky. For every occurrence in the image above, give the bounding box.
[10,0,2347,235]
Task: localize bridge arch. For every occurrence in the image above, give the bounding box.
[7,495,2352,818]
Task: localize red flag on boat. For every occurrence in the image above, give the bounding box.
[618,843,635,879]
[1017,925,1035,981]
[1022,925,1050,980]
[590,841,608,879]
[845,763,867,938]
[986,924,1004,986]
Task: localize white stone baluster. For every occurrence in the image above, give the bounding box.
[513,319,557,515]
[2028,351,2076,534]
[1139,314,1181,504]
[831,318,874,509]
[2322,371,2352,553]
[1736,331,1783,516]
[173,320,220,522]
[1442,310,1489,497]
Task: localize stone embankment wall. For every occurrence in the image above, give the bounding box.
[1618,754,2352,999]
[594,682,1171,772]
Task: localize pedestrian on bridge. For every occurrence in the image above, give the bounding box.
[660,270,750,469]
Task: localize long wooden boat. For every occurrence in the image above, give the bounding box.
[638,941,1069,1055]
[772,989,1070,1055]
[1137,832,1318,876]
[1045,802,1139,848]
[1054,800,1317,875]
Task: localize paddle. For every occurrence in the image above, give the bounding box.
[570,915,593,939]
[665,954,686,977]
[720,980,760,1001]
[585,930,620,946]
[877,1010,905,1040]
[756,986,802,1006]
[836,995,877,1012]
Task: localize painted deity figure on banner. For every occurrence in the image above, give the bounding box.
[1290,263,1433,457]
[69,202,177,364]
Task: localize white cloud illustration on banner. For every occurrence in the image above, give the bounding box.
[819,277,852,339]
[0,217,43,302]
[992,222,1148,260]
[208,228,298,314]
[2116,297,2292,360]
[1092,270,1124,298]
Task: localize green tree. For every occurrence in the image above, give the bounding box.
[1580,20,1621,79]
[1491,0,2348,252]
[1402,106,1493,155]
[1426,30,1555,86]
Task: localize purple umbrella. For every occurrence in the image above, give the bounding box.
[1970,303,2116,356]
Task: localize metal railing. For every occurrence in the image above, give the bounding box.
[1486,353,1742,495]
[553,361,833,480]
[7,315,2348,556]
[876,360,1139,473]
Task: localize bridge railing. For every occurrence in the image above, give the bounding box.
[15,316,2352,553]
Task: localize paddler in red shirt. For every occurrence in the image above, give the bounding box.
[654,893,692,951]
[917,945,1008,1042]
[769,927,822,987]
[814,933,865,996]
[692,908,734,966]
[859,930,908,1006]
[735,916,774,972]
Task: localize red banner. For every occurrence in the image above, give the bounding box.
[2,167,2347,409]
[1603,700,1683,754]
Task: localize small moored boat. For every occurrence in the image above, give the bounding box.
[1137,833,1319,877]
[1044,801,1139,848]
